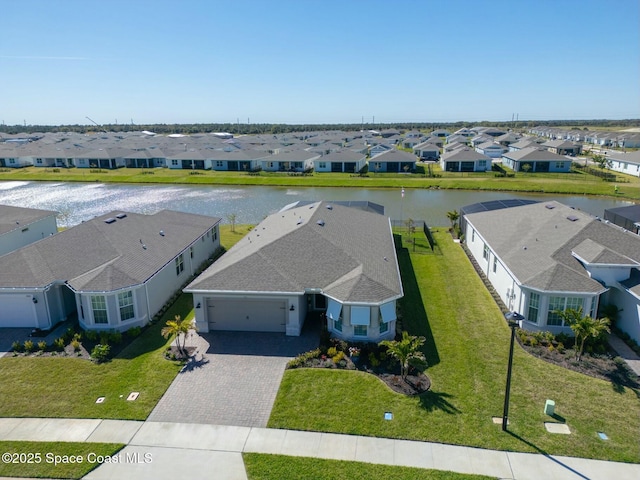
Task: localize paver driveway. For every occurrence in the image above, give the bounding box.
[147,319,320,427]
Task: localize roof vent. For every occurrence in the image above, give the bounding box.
[545,204,555,209]
[326,205,333,210]
[116,213,127,219]
[104,218,116,224]
[317,220,325,226]
[159,230,165,236]
[567,215,579,222]
[296,217,303,225]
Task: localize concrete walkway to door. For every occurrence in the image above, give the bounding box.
[147,320,320,427]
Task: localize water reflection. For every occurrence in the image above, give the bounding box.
[0,181,634,228]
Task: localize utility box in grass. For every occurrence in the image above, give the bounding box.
[544,399,555,416]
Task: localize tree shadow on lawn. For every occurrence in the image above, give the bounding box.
[418,390,461,414]
[395,236,440,368]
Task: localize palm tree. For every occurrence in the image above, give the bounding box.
[556,308,610,361]
[380,331,427,381]
[161,315,196,355]
[446,210,460,229]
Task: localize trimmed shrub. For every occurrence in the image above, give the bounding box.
[70,339,81,352]
[23,340,35,353]
[126,326,142,338]
[90,344,111,363]
[11,341,22,352]
[53,337,65,351]
[37,341,47,352]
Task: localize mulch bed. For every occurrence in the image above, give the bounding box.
[520,344,639,389]
[378,372,431,395]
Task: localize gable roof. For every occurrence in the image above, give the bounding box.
[0,210,220,291]
[464,201,640,293]
[502,146,568,161]
[185,202,403,304]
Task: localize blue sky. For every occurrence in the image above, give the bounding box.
[2,0,638,126]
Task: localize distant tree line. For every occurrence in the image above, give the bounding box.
[1,119,638,136]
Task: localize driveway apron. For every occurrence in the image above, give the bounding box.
[147,321,320,427]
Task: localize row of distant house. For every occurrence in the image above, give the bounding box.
[0,129,424,174]
[528,126,640,149]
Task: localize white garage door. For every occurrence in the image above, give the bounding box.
[0,294,38,328]
[207,298,286,332]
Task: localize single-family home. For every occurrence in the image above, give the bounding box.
[413,142,440,161]
[369,149,417,173]
[607,151,640,177]
[0,210,221,332]
[73,148,130,169]
[463,200,640,343]
[501,147,572,173]
[0,205,58,256]
[314,150,367,173]
[0,145,33,168]
[541,139,582,156]
[184,201,403,342]
[475,141,506,159]
[440,147,492,172]
[259,150,319,172]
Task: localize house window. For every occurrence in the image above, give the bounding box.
[590,297,598,319]
[334,317,342,332]
[478,160,486,168]
[36,158,43,164]
[267,162,274,168]
[353,325,367,337]
[175,254,184,275]
[548,296,583,326]
[216,161,224,167]
[212,227,217,241]
[483,244,490,261]
[319,162,326,169]
[492,256,498,273]
[91,296,108,324]
[379,318,389,334]
[471,229,475,242]
[9,159,15,164]
[171,159,178,166]
[118,291,135,321]
[527,292,540,324]
[190,246,194,258]
[555,161,564,169]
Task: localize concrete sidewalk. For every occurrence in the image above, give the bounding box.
[1,418,639,480]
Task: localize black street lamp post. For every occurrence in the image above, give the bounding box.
[502,311,524,431]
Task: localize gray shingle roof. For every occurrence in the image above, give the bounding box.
[0,205,57,236]
[185,202,403,304]
[502,147,568,161]
[466,201,640,294]
[0,210,220,291]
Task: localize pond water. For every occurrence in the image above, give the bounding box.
[0,180,635,228]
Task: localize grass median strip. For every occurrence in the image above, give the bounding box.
[1,166,638,199]
[243,453,496,480]
[0,441,124,479]
[268,229,640,463]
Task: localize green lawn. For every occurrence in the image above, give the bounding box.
[243,453,496,480]
[0,441,123,479]
[268,229,640,463]
[1,165,638,200]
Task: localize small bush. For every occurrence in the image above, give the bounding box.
[11,341,22,352]
[53,337,65,351]
[23,340,35,353]
[327,346,338,357]
[37,340,47,352]
[126,326,142,338]
[332,351,345,364]
[109,331,122,344]
[90,344,111,363]
[85,330,98,342]
[73,332,82,342]
[368,352,381,368]
[70,339,81,352]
